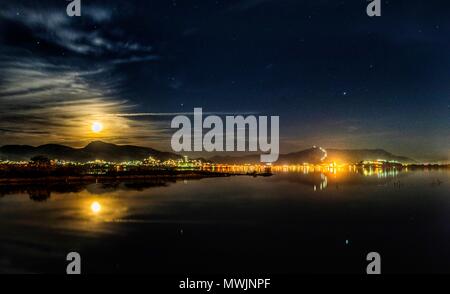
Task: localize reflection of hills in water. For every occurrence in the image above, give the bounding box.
[0,179,179,201]
[0,168,421,201]
[0,182,86,201]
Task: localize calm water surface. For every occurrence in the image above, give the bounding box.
[0,169,449,273]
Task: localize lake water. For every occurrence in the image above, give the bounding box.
[0,169,449,273]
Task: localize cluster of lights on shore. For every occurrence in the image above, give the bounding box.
[0,120,413,182]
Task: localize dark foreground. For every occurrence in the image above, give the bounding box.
[0,169,449,274]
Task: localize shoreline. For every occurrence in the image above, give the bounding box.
[0,170,274,185]
[0,171,235,184]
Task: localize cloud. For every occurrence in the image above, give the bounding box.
[0,6,155,56]
[83,6,114,22]
[0,55,170,148]
[111,55,160,65]
[109,111,258,117]
[0,3,170,148]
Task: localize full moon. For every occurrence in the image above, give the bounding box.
[91,121,103,133]
[90,201,101,214]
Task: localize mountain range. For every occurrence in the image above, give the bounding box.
[209,147,414,164]
[0,141,181,162]
[0,141,414,164]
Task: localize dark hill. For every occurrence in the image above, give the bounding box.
[0,142,414,164]
[0,141,181,162]
[208,147,414,164]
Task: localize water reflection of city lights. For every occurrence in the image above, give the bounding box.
[313,173,328,191]
[320,173,328,190]
[362,168,399,178]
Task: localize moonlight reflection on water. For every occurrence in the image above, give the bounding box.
[0,169,449,274]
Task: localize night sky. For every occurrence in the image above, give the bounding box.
[0,0,449,161]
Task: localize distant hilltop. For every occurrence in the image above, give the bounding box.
[0,141,414,164]
[0,141,181,162]
[208,147,414,165]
